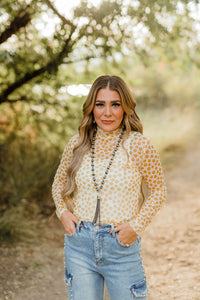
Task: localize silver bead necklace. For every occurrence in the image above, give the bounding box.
[91,127,124,224]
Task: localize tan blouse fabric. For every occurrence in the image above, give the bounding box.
[52,127,167,235]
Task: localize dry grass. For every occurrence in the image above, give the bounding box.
[139,106,199,168]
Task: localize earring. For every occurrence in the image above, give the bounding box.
[93,119,96,124]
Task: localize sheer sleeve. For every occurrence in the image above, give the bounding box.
[129,137,167,235]
[52,135,78,218]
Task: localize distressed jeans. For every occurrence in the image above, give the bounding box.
[64,221,148,300]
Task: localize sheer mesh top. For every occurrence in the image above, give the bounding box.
[52,127,167,234]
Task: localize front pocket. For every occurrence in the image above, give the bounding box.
[130,278,148,299]
[65,230,76,237]
[115,233,138,248]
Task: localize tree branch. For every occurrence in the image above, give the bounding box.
[44,0,75,28]
[0,0,80,105]
[0,36,72,104]
[0,6,32,44]
[0,54,104,104]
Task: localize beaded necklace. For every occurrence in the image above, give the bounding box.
[91,127,124,224]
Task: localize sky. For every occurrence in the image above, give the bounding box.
[53,0,102,18]
[35,0,103,38]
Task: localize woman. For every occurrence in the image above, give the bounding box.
[52,75,167,300]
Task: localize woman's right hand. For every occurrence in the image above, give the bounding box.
[60,210,79,235]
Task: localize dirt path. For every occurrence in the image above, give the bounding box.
[142,144,200,300]
[1,144,200,300]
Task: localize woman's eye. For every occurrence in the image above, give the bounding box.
[95,102,121,107]
[112,103,120,107]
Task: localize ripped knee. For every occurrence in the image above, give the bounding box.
[130,278,148,299]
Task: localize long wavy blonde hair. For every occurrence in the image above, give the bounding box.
[62,75,143,211]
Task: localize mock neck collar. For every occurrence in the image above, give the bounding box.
[96,126,122,139]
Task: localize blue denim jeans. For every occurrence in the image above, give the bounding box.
[64,221,148,300]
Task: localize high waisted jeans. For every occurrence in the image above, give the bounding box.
[64,221,148,300]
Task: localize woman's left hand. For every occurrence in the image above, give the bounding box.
[114,223,138,245]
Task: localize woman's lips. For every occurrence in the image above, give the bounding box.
[101,120,114,124]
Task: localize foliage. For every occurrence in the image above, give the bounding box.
[0,206,33,242]
[0,138,59,213]
[127,60,200,109]
[0,0,200,242]
[0,0,199,104]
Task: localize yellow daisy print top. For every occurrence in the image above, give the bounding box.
[52,127,167,235]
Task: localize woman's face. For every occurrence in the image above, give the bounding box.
[93,88,124,132]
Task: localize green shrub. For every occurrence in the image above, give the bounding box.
[0,206,33,242]
[0,138,60,214]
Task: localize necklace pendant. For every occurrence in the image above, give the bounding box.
[92,194,101,224]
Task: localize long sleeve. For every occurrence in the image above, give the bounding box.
[52,135,78,218]
[129,137,167,235]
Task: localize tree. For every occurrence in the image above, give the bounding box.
[0,0,199,104]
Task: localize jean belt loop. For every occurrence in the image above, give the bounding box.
[76,220,82,232]
[111,225,115,237]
